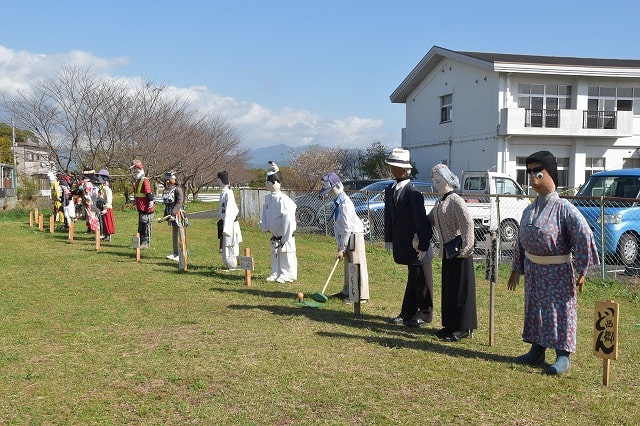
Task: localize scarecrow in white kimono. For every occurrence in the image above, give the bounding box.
[260,161,298,283]
[508,150,599,376]
[216,170,243,269]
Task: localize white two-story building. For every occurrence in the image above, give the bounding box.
[390,46,640,191]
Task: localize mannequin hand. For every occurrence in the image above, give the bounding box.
[337,251,344,260]
[577,274,585,292]
[385,242,393,252]
[507,271,520,291]
[417,250,427,261]
[412,233,420,251]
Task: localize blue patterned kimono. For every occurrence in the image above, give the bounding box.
[512,192,599,352]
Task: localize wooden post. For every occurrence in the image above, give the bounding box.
[178,225,188,271]
[95,229,101,251]
[593,300,619,386]
[485,231,497,346]
[50,215,55,233]
[38,214,44,231]
[68,220,74,241]
[29,211,34,227]
[244,247,252,286]
[134,233,141,262]
[348,263,362,318]
[34,207,39,222]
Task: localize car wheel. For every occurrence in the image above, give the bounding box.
[499,220,518,243]
[617,233,639,265]
[296,206,316,227]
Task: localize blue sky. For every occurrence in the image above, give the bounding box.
[2,0,639,151]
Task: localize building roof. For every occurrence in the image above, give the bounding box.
[390,46,640,103]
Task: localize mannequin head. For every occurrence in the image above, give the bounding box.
[385,148,412,179]
[130,160,145,180]
[431,164,459,195]
[164,171,178,187]
[216,171,229,188]
[526,151,558,195]
[526,161,556,195]
[319,172,342,198]
[266,161,282,193]
[266,180,281,193]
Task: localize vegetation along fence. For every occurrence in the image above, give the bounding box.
[239,188,640,280]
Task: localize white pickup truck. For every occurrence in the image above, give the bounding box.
[458,171,531,243]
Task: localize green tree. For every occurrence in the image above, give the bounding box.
[361,140,390,179]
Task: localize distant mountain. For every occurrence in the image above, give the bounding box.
[247,144,308,168]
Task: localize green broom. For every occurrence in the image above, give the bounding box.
[309,257,341,303]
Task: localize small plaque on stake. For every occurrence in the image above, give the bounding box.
[132,235,140,249]
[239,256,254,271]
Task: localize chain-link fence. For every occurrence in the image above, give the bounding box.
[240,188,640,279]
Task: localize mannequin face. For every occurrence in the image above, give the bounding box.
[389,165,410,179]
[266,180,281,193]
[330,182,343,197]
[132,169,144,180]
[527,162,555,195]
[432,171,453,194]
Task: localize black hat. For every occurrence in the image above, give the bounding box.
[526,150,558,187]
[217,171,229,185]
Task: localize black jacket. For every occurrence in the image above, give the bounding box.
[384,181,433,265]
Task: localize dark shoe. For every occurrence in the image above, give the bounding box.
[436,327,450,338]
[514,343,546,365]
[390,316,405,325]
[442,330,471,342]
[330,291,348,299]
[405,318,426,328]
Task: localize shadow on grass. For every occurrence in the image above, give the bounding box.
[223,293,515,365]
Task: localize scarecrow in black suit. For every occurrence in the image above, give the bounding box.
[383,148,434,328]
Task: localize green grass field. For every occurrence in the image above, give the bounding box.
[1,204,639,424]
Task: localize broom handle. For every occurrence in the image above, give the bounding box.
[321,257,341,294]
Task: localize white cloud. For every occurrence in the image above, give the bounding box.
[0,45,390,150]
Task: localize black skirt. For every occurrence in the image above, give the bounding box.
[441,256,478,331]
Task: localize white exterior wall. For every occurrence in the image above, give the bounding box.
[403,58,501,180]
[400,55,640,188]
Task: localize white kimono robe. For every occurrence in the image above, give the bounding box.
[219,186,243,269]
[261,191,298,281]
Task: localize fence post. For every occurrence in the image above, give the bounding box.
[600,195,606,280]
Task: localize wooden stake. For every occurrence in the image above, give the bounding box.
[245,247,252,287]
[603,359,610,386]
[68,220,74,241]
[135,232,141,262]
[34,207,39,221]
[38,214,44,231]
[29,211,34,227]
[50,215,55,233]
[95,229,101,251]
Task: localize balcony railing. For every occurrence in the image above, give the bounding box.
[525,109,559,128]
[583,110,617,129]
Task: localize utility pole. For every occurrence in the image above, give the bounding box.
[11,115,18,189]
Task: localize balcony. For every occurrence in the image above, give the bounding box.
[499,108,633,137]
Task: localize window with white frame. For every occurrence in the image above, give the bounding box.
[585,157,605,181]
[588,86,640,113]
[518,84,571,127]
[440,94,452,123]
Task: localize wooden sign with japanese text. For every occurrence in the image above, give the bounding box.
[593,300,619,360]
